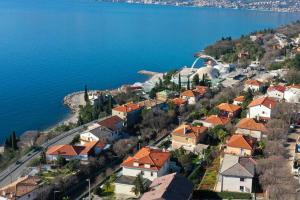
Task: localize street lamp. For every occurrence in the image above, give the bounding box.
[86,179,91,200]
[53,190,60,200]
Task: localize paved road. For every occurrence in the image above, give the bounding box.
[0,120,99,187]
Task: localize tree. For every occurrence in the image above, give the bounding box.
[40,150,46,164]
[192,74,200,87]
[187,76,190,90]
[84,85,89,103]
[131,174,147,196]
[56,156,67,167]
[11,131,18,150]
[178,73,181,91]
[70,134,80,145]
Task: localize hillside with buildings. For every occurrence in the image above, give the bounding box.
[0,21,300,200]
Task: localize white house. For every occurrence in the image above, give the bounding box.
[80,116,123,145]
[217,154,256,193]
[180,90,200,105]
[247,97,277,121]
[244,80,263,92]
[284,84,300,103]
[233,96,244,106]
[114,147,170,196]
[267,85,285,100]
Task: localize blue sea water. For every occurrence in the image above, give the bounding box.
[0,0,299,142]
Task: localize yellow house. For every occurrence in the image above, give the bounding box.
[171,124,207,152]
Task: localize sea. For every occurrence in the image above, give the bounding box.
[0,0,299,142]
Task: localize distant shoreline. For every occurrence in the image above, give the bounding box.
[101,1,300,13]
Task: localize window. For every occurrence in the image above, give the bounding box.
[240,178,245,182]
[240,186,244,192]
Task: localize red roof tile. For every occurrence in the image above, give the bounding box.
[98,115,123,131]
[112,102,142,113]
[181,90,199,97]
[204,115,230,126]
[121,147,170,171]
[217,103,241,113]
[245,79,263,86]
[235,118,267,132]
[248,97,277,109]
[171,98,187,106]
[226,135,256,150]
[172,124,207,139]
[267,85,286,93]
[234,96,245,102]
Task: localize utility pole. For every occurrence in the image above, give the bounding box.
[86,179,91,200]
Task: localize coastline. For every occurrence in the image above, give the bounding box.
[44,70,164,133]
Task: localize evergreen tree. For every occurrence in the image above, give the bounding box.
[84,85,89,103]
[131,174,147,196]
[192,74,200,87]
[187,76,190,90]
[178,73,181,91]
[11,131,17,150]
[106,96,112,114]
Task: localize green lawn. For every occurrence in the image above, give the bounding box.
[198,156,220,190]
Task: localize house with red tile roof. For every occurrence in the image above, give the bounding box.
[170,98,187,107]
[171,124,208,152]
[224,135,256,156]
[140,173,193,200]
[112,102,144,127]
[0,176,41,200]
[247,97,277,121]
[115,147,170,196]
[180,90,200,105]
[193,86,208,97]
[244,79,263,92]
[235,118,267,141]
[284,84,300,103]
[267,85,286,100]
[197,115,230,128]
[46,141,103,162]
[217,103,242,118]
[233,96,245,106]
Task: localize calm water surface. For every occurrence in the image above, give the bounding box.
[0,0,299,141]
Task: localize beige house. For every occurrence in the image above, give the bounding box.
[224,134,256,156]
[112,102,143,127]
[235,118,267,141]
[171,124,208,152]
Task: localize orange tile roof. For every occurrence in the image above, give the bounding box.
[245,79,263,86]
[46,142,99,156]
[172,124,207,139]
[235,118,267,132]
[98,115,123,131]
[226,134,256,150]
[217,103,241,113]
[193,86,208,96]
[112,102,142,113]
[204,115,230,126]
[267,85,286,93]
[171,98,187,106]
[121,147,170,171]
[248,97,277,109]
[181,90,199,97]
[234,96,245,102]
